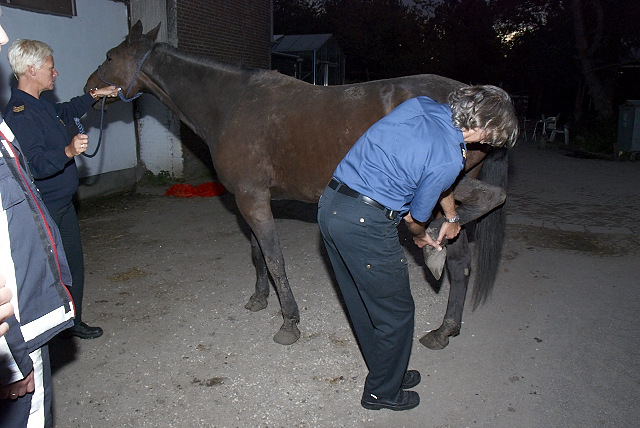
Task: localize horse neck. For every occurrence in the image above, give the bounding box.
[139,43,250,139]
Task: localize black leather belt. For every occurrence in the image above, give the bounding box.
[328,178,400,221]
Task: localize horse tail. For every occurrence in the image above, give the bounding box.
[471,147,509,310]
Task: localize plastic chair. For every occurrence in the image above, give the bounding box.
[548,119,570,145]
[532,114,568,144]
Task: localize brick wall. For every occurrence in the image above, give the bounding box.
[174,0,272,179]
[177,0,271,69]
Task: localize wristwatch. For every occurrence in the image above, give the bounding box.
[444,214,460,223]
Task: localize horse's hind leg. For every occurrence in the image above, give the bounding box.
[427,175,506,237]
[244,233,270,312]
[420,176,504,348]
[419,231,471,349]
[235,194,301,345]
[423,176,505,278]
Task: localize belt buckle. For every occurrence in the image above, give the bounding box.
[385,209,397,221]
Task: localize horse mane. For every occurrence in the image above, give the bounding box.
[152,42,277,79]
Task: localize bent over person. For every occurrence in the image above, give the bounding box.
[317,85,518,411]
[3,39,119,339]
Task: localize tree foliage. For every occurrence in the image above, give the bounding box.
[273,0,640,123]
[273,0,323,34]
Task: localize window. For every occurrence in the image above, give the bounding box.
[0,0,77,17]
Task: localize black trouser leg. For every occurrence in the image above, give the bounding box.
[318,188,414,399]
[50,202,84,324]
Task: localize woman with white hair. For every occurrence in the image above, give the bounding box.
[3,38,119,341]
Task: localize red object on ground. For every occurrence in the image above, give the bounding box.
[194,182,226,197]
[165,182,226,197]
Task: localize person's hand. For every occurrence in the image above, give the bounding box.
[437,221,461,243]
[413,221,461,250]
[0,370,35,400]
[413,232,440,250]
[65,134,89,158]
[0,274,13,337]
[90,85,120,99]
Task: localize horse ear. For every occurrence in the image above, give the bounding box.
[146,23,161,42]
[128,20,144,44]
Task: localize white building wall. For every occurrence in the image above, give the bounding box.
[0,1,139,197]
[129,0,184,178]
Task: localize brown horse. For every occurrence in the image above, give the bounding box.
[86,21,509,346]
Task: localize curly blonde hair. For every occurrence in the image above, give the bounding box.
[449,85,519,148]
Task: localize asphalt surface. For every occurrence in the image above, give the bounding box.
[49,138,640,427]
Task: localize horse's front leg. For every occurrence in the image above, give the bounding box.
[235,194,301,345]
[419,231,471,349]
[244,233,270,312]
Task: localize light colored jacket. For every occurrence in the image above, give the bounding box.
[0,119,74,385]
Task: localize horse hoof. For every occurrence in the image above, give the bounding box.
[419,331,449,350]
[424,245,447,280]
[244,295,268,312]
[273,322,301,345]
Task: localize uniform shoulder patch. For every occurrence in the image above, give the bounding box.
[12,105,24,113]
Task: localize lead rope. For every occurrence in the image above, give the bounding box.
[74,47,152,157]
[75,97,106,158]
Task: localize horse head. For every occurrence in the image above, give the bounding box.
[85,20,160,104]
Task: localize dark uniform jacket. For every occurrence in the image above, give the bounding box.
[0,118,75,385]
[3,88,94,214]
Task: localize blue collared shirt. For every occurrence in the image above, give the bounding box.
[333,96,465,222]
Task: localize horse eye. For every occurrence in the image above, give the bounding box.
[106,54,112,61]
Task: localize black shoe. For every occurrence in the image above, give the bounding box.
[401,370,421,389]
[361,389,420,411]
[67,322,103,339]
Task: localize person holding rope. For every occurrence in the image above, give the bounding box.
[3,39,119,339]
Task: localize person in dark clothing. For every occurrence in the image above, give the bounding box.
[3,39,119,339]
[0,10,76,425]
[0,118,75,426]
[317,86,518,411]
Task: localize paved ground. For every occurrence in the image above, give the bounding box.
[506,141,639,236]
[49,138,640,427]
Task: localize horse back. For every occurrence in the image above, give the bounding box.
[214,73,466,203]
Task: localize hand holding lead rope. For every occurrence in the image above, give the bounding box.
[74,96,109,158]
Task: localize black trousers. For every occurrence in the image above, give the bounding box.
[318,185,414,399]
[49,201,85,324]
